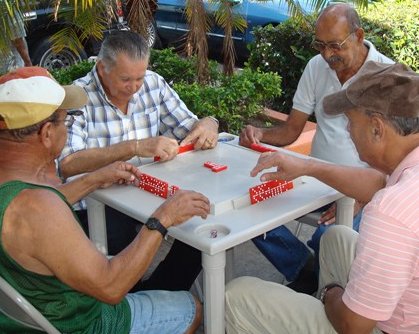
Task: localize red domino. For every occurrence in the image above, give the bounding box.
[249,179,294,204]
[204,161,218,168]
[204,161,228,173]
[154,143,195,161]
[178,143,195,154]
[250,143,277,153]
[211,165,227,173]
[138,173,169,198]
[169,185,180,196]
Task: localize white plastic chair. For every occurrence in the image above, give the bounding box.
[0,276,61,334]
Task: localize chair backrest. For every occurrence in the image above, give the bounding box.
[0,276,61,334]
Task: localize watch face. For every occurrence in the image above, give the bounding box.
[146,217,167,237]
[146,218,159,229]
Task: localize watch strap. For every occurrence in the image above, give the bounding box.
[145,217,168,238]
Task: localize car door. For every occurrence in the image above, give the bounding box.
[155,0,186,42]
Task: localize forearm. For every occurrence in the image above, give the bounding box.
[57,173,102,204]
[258,126,295,147]
[12,37,32,66]
[325,288,375,334]
[61,141,137,178]
[307,159,386,203]
[87,213,176,304]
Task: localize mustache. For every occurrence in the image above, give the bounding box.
[325,55,343,65]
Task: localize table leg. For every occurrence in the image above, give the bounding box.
[202,251,226,334]
[335,196,355,227]
[86,197,108,255]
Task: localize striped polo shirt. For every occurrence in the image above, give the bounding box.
[343,146,419,333]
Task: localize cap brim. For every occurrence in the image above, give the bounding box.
[323,90,356,115]
[60,85,87,110]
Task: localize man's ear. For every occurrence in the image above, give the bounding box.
[38,122,54,149]
[354,27,364,42]
[370,115,384,141]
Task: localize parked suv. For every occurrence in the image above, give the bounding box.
[23,1,130,70]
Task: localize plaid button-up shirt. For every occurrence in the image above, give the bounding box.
[58,66,198,210]
[59,65,198,162]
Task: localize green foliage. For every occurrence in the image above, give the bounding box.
[361,0,419,72]
[51,47,281,134]
[149,48,221,84]
[51,60,94,85]
[174,68,282,134]
[246,16,317,112]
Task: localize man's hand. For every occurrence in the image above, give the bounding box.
[250,151,310,182]
[58,161,141,204]
[239,125,264,147]
[318,200,365,225]
[180,117,219,150]
[93,161,142,189]
[152,190,211,228]
[136,136,179,161]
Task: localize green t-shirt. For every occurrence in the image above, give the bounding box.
[0,181,131,333]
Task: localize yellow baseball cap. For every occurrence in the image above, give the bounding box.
[0,66,87,130]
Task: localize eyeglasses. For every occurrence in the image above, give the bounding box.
[311,32,354,52]
[63,110,83,128]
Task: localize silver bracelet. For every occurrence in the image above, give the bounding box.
[206,116,219,126]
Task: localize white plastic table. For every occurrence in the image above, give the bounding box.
[86,136,354,334]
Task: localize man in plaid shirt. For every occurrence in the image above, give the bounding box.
[58,31,219,293]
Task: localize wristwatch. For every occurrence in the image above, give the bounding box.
[320,283,343,304]
[145,217,168,238]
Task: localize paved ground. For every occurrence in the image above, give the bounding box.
[148,220,317,333]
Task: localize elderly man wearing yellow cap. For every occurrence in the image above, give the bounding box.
[0,67,210,333]
[225,61,419,334]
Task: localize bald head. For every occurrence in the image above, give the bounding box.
[316,3,361,33]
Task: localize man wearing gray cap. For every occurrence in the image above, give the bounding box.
[225,61,419,334]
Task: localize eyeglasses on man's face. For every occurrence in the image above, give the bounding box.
[311,32,354,52]
[63,110,83,128]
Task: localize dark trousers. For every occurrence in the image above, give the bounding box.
[75,206,202,292]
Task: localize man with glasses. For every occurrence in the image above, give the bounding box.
[0,66,208,334]
[239,3,393,294]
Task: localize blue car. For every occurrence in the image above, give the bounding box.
[154,0,313,58]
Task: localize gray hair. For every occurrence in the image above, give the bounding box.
[366,110,419,136]
[97,30,150,71]
[317,3,361,32]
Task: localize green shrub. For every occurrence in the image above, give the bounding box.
[246,16,317,112]
[52,48,281,134]
[149,48,221,84]
[174,68,282,134]
[362,0,419,72]
[52,48,222,85]
[51,60,94,85]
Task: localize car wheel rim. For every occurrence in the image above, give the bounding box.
[147,23,156,47]
[39,48,82,70]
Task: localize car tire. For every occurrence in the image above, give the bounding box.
[31,37,87,70]
[147,20,162,49]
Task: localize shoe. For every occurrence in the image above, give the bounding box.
[286,254,318,295]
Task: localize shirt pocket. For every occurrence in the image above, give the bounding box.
[133,106,160,138]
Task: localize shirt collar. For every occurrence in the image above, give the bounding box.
[387,145,419,186]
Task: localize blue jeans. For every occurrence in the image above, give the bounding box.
[252,209,363,281]
[126,290,195,334]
